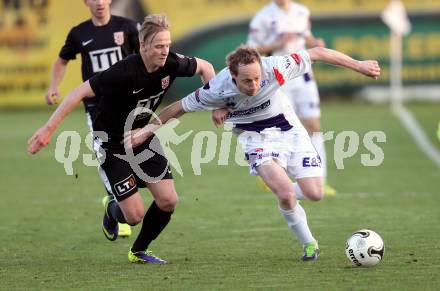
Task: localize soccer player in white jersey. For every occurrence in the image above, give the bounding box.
[123,45,380,261]
[247,0,336,195]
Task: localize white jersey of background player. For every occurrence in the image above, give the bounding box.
[247,0,335,195]
[137,46,380,261]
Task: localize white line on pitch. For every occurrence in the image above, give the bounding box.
[393,105,440,169]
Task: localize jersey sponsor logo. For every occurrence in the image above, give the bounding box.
[291,53,302,65]
[133,91,164,120]
[260,79,269,88]
[82,39,93,46]
[89,47,122,73]
[161,76,170,89]
[133,88,144,94]
[273,68,285,86]
[229,99,270,118]
[302,156,322,168]
[247,150,280,168]
[283,56,292,69]
[257,152,279,159]
[113,31,124,45]
[114,174,136,196]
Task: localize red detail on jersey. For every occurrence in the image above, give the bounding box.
[249,28,259,33]
[114,31,124,45]
[291,53,302,65]
[273,68,285,86]
[195,89,200,102]
[255,148,264,153]
[161,76,170,89]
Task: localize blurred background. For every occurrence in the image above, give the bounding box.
[1,0,439,106]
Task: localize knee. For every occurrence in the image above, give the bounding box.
[156,194,179,212]
[276,190,296,208]
[304,187,323,202]
[124,209,145,226]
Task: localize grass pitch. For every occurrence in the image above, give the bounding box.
[0,102,439,290]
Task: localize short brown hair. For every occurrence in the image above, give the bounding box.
[226,45,261,76]
[139,14,170,44]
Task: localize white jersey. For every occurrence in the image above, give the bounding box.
[181,50,311,134]
[247,1,311,56]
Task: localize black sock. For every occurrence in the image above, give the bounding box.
[108,199,126,224]
[131,201,173,252]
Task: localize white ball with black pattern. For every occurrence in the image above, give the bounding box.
[345,229,385,267]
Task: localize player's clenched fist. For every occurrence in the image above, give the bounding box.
[45,88,60,105]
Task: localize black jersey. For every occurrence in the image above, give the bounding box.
[89,52,197,142]
[59,15,139,81]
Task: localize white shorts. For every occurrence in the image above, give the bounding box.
[281,73,320,119]
[237,128,323,179]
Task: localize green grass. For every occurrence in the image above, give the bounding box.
[1,102,439,290]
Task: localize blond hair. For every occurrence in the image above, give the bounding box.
[139,14,170,44]
[226,45,262,76]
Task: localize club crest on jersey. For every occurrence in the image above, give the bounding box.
[161,76,170,89]
[113,31,124,45]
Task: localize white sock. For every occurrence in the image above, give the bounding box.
[293,182,308,200]
[279,203,315,245]
[311,132,327,180]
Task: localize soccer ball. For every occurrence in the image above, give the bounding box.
[345,229,385,267]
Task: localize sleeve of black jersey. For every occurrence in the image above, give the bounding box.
[170,52,197,77]
[128,21,140,54]
[59,28,78,60]
[89,61,130,97]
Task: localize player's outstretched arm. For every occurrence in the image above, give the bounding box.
[307,47,380,79]
[123,100,187,148]
[28,81,95,154]
[195,58,215,85]
[45,57,69,105]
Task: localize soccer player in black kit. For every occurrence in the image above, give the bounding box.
[45,0,139,237]
[29,14,215,264]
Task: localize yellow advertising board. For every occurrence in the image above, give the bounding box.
[0,1,89,107]
[144,0,440,38]
[1,0,439,107]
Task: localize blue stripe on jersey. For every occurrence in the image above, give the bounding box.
[235,114,293,132]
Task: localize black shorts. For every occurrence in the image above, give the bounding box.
[97,135,173,201]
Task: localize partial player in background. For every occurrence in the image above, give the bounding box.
[30,14,215,264]
[45,0,140,237]
[137,45,380,261]
[247,0,336,196]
